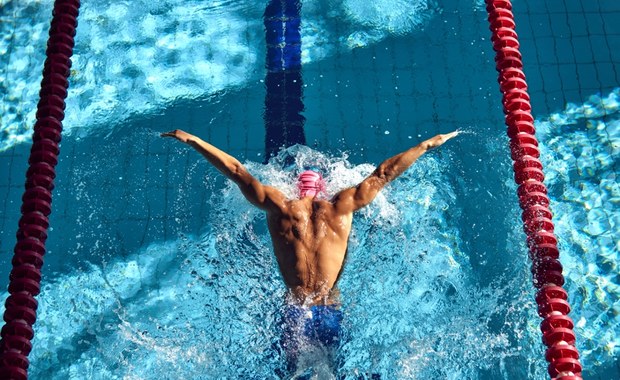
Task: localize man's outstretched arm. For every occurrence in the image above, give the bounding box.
[161,129,285,211]
[333,131,459,214]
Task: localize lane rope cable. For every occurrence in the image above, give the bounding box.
[0,1,80,379]
[485,1,583,379]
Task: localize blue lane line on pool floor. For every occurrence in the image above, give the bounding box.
[264,0,306,161]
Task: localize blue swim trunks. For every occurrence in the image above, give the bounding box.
[281,304,343,349]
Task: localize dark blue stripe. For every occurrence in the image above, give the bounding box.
[263,0,306,160]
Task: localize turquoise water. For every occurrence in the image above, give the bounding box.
[1,0,618,379]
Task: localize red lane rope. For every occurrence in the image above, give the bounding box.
[485,1,583,379]
[0,1,80,379]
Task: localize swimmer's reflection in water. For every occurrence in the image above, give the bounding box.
[162,129,458,377]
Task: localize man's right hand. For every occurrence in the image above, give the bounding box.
[427,130,459,149]
[161,129,194,144]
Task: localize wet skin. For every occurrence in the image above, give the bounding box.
[267,196,352,304]
[162,129,458,305]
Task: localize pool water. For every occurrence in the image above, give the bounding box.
[0,0,618,379]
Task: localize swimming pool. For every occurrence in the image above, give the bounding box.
[0,0,618,378]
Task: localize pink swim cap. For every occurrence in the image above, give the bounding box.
[297,170,325,198]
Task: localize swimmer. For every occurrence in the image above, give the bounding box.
[162,129,458,373]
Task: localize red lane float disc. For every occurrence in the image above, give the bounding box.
[491,26,517,43]
[514,143,543,162]
[49,22,76,37]
[14,238,45,256]
[35,105,64,121]
[20,198,52,216]
[25,174,55,190]
[4,293,38,312]
[522,204,553,221]
[37,94,66,111]
[488,8,514,23]
[532,256,563,276]
[538,298,571,319]
[507,120,535,138]
[18,212,49,230]
[49,12,77,27]
[519,191,550,209]
[35,116,62,131]
[512,136,539,152]
[33,126,62,143]
[548,358,582,378]
[31,139,60,156]
[524,217,554,234]
[514,155,543,171]
[511,142,540,160]
[47,42,73,57]
[0,335,33,356]
[506,109,534,125]
[495,47,523,63]
[12,250,44,270]
[43,59,71,76]
[39,83,68,99]
[500,76,527,91]
[528,230,558,246]
[496,56,523,71]
[499,67,525,82]
[530,243,560,260]
[486,0,512,12]
[514,167,544,183]
[541,315,574,335]
[7,278,41,297]
[0,367,28,380]
[10,265,42,284]
[494,35,520,50]
[28,149,58,167]
[542,326,576,346]
[534,270,565,288]
[491,16,516,30]
[16,225,48,242]
[41,72,69,88]
[537,285,568,301]
[517,174,546,196]
[55,2,80,18]
[0,351,29,370]
[22,187,52,204]
[503,88,530,105]
[45,52,72,67]
[1,321,34,341]
[27,162,56,179]
[3,305,37,327]
[505,98,532,113]
[47,32,75,48]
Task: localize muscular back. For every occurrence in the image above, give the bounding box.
[266,197,353,305]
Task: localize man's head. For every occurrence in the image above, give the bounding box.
[297,170,325,198]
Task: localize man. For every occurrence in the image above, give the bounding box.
[161,129,458,372]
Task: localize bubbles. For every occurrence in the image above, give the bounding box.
[343,0,436,35]
[454,126,479,136]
